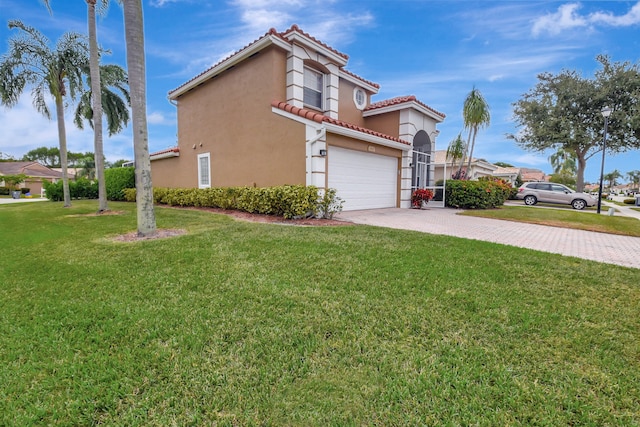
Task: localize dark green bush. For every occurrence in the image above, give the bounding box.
[105,167,135,201]
[446,179,511,209]
[623,198,636,204]
[43,179,98,201]
[0,187,9,195]
[129,185,324,219]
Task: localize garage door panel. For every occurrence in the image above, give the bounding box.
[328,147,397,211]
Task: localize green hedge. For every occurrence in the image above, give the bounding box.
[623,198,636,205]
[43,178,99,201]
[105,167,135,201]
[445,179,512,209]
[125,185,337,219]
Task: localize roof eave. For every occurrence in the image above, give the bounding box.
[363,101,446,122]
[338,70,379,94]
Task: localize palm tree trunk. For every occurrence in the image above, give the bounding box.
[456,128,473,179]
[465,127,478,177]
[123,0,156,236]
[55,95,71,207]
[87,0,108,212]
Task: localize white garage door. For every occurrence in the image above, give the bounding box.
[328,146,398,211]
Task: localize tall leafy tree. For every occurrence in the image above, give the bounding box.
[122,0,156,236]
[460,87,490,179]
[509,55,640,192]
[22,146,61,167]
[0,21,89,207]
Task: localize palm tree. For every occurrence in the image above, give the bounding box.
[122,0,156,236]
[87,0,109,212]
[74,63,130,142]
[626,170,640,191]
[549,147,577,175]
[604,169,622,191]
[43,0,156,234]
[0,21,89,207]
[459,87,490,179]
[446,133,466,179]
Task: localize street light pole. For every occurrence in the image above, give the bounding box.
[597,106,613,214]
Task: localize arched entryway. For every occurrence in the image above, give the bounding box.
[411,130,432,190]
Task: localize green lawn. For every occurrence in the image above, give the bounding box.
[1,201,639,425]
[462,205,640,237]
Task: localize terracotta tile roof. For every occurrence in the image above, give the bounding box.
[340,68,380,89]
[366,95,446,119]
[149,147,180,157]
[0,161,63,178]
[169,25,378,97]
[272,101,410,145]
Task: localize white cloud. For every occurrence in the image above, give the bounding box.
[532,3,587,36]
[590,1,640,26]
[532,1,640,36]
[147,111,170,125]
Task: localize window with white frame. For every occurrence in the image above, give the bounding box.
[303,67,324,110]
[197,152,211,188]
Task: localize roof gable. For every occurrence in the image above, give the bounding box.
[365,95,446,122]
[168,25,379,100]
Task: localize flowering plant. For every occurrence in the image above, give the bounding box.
[411,188,434,208]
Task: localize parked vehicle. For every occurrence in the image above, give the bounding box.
[516,182,596,210]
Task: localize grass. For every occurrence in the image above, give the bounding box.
[461,205,640,237]
[1,201,639,425]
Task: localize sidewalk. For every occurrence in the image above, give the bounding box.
[0,197,48,205]
[337,207,640,270]
[601,198,640,220]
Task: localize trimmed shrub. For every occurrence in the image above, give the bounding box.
[623,198,636,204]
[127,185,326,219]
[105,167,135,201]
[0,187,9,195]
[446,179,511,209]
[42,179,98,201]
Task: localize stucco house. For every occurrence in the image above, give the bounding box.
[150,25,445,210]
[0,161,63,195]
[432,150,497,182]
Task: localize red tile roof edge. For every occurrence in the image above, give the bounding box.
[150,147,180,157]
[366,95,446,118]
[271,101,410,146]
[340,68,380,89]
[169,25,352,97]
[281,24,349,61]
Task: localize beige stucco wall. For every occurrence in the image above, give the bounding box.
[364,111,401,139]
[337,79,367,126]
[152,45,306,189]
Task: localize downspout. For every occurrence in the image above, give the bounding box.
[306,126,326,186]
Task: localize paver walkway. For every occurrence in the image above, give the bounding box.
[337,207,640,270]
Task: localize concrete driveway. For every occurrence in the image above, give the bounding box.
[336,207,640,270]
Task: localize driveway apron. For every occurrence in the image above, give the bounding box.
[336,208,640,270]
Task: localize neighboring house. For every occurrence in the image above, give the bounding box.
[432,150,497,182]
[150,25,445,210]
[520,168,547,182]
[493,166,521,186]
[0,161,63,195]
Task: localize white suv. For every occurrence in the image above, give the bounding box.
[516,182,596,210]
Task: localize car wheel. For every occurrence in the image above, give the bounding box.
[524,195,537,206]
[572,199,586,210]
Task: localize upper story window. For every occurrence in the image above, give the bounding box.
[353,87,366,110]
[303,67,324,110]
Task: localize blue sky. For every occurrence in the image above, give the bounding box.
[1,0,639,183]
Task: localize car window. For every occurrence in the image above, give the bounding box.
[538,184,552,191]
[551,184,567,193]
